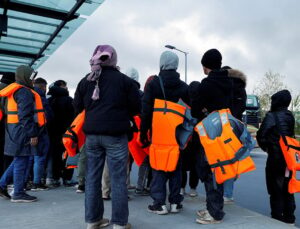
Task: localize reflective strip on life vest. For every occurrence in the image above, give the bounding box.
[0,83,46,126]
[195,108,256,184]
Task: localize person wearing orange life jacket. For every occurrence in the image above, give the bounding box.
[140,51,189,215]
[189,49,243,224]
[0,65,45,203]
[0,72,15,177]
[257,90,296,225]
[24,78,53,191]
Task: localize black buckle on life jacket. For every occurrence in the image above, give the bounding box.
[224,138,232,144]
[217,159,226,174]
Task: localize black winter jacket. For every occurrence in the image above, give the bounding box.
[189,69,247,121]
[140,70,189,135]
[47,86,75,139]
[73,66,141,136]
[257,90,295,174]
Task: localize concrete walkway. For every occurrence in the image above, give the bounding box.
[0,186,297,229]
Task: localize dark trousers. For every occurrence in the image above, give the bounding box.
[150,161,183,206]
[204,171,225,221]
[0,155,13,177]
[51,140,73,181]
[196,146,225,221]
[181,167,199,189]
[266,168,296,224]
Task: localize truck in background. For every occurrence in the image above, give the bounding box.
[243,95,261,128]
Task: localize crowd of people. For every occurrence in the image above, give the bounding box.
[0,45,297,229]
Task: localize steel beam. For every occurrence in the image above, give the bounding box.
[0,0,79,21]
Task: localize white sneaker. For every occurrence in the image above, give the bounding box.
[46,178,54,186]
[196,210,222,224]
[148,204,169,215]
[87,218,109,229]
[180,188,185,195]
[189,189,198,197]
[196,209,209,217]
[113,223,131,229]
[223,196,234,204]
[170,203,183,213]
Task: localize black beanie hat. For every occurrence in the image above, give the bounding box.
[201,49,222,70]
[0,72,15,85]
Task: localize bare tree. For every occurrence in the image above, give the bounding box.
[253,70,287,113]
[290,93,300,113]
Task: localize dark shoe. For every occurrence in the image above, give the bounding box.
[76,185,85,193]
[170,203,183,213]
[0,187,11,200]
[63,180,77,187]
[148,204,168,215]
[31,184,49,191]
[11,193,37,203]
[25,181,33,191]
[102,196,111,201]
[135,188,150,196]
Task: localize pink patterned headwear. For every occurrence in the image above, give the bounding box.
[87,45,117,100]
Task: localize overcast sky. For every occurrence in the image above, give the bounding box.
[38,0,300,96]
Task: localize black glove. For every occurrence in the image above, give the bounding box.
[140,131,151,148]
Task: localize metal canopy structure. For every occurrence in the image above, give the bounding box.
[0,0,105,74]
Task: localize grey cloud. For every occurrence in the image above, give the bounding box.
[38,0,300,96]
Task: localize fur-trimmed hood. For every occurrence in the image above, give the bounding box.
[227,69,247,86]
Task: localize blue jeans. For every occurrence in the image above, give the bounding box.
[223,178,234,199]
[25,135,50,184]
[85,134,129,226]
[150,160,183,206]
[0,156,30,197]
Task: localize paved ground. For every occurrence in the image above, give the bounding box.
[0,148,298,228]
[0,185,297,229]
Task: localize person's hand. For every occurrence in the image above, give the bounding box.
[30,137,38,146]
[139,132,150,148]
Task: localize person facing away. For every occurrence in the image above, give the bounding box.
[257,90,296,224]
[24,77,53,191]
[219,65,247,204]
[140,50,189,215]
[189,48,231,224]
[47,80,75,187]
[0,65,46,203]
[0,72,15,177]
[73,45,141,229]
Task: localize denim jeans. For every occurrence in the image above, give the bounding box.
[137,156,150,190]
[223,178,234,199]
[25,135,49,184]
[77,145,87,186]
[150,159,183,206]
[85,134,129,226]
[102,159,111,198]
[0,156,30,196]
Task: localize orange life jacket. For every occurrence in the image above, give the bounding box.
[195,109,256,184]
[279,135,300,193]
[150,98,186,172]
[272,112,300,193]
[128,115,149,166]
[63,110,86,157]
[0,83,46,127]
